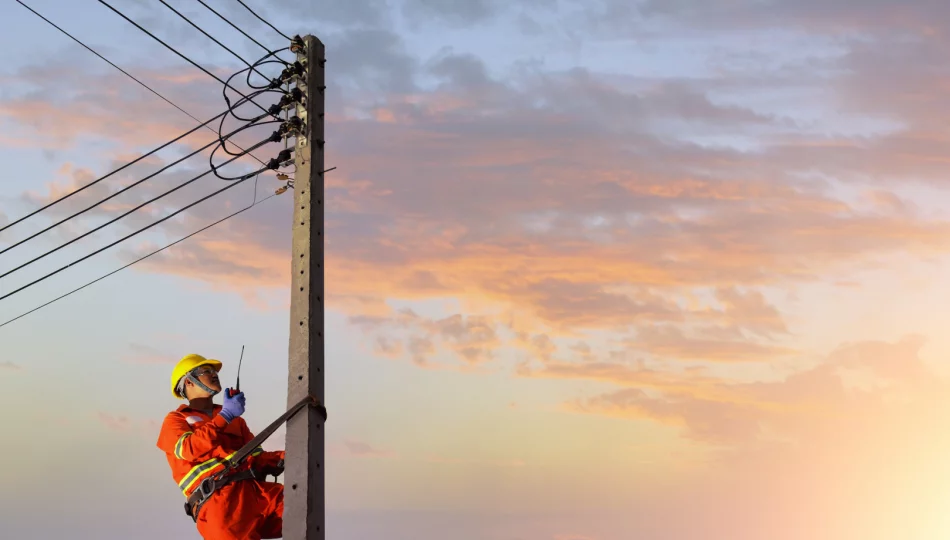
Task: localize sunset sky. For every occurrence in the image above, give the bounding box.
[5,0,950,539]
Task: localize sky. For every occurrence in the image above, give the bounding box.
[5,0,950,538]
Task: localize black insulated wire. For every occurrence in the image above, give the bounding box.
[246,59,292,90]
[221,50,294,124]
[193,0,289,64]
[156,0,272,83]
[217,95,300,160]
[15,0,277,171]
[216,89,288,158]
[234,0,293,42]
[211,130,292,180]
[217,59,300,159]
[221,62,292,113]
[222,77,287,124]
[97,0,279,122]
[0,157,273,304]
[14,0,200,128]
[0,111,274,259]
[0,120,284,280]
[0,109,228,235]
[0,190,279,330]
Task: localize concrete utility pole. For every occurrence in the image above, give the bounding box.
[284,34,326,540]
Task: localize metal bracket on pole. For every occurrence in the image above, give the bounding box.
[284,34,326,540]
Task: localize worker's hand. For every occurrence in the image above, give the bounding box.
[219,388,246,422]
[253,457,284,481]
[263,461,284,477]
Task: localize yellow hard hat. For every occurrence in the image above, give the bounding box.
[170,353,222,399]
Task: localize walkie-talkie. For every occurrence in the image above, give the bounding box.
[228,345,245,398]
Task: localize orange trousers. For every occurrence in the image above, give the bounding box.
[195,479,283,540]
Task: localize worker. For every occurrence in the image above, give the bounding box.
[156,353,285,540]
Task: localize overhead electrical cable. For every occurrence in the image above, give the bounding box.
[157,0,272,82]
[0,109,226,235]
[0,134,287,303]
[13,0,284,172]
[234,0,293,42]
[0,110,274,259]
[0,188,281,330]
[194,0,286,58]
[0,120,284,280]
[98,0,280,121]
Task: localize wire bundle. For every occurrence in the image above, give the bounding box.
[2,0,306,328]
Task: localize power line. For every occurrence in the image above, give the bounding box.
[0,111,274,259]
[195,0,281,58]
[0,141,281,304]
[97,0,278,121]
[0,183,283,330]
[0,122,283,281]
[13,0,283,181]
[0,109,225,235]
[235,0,293,42]
[15,0,198,128]
[157,0,271,82]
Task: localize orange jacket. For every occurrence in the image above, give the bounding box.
[156,403,284,499]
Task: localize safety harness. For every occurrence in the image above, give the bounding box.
[184,394,328,522]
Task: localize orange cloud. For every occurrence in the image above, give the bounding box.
[625,324,799,362]
[349,309,503,367]
[343,440,398,459]
[45,59,949,350]
[553,334,938,446]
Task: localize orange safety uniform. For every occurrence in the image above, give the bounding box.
[157,402,286,540]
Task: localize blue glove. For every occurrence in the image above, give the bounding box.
[220,388,246,422]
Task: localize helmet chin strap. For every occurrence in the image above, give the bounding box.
[186,371,219,398]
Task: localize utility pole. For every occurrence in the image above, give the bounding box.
[285,34,326,540]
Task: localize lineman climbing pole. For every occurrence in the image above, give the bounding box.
[285,34,326,540]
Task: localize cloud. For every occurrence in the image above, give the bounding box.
[510,333,950,538]
[14,20,950,338]
[558,334,937,446]
[350,309,503,367]
[268,0,394,28]
[631,0,950,34]
[626,324,799,362]
[343,440,398,458]
[0,54,245,151]
[0,361,23,371]
[12,0,950,385]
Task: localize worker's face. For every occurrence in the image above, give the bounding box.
[187,365,222,397]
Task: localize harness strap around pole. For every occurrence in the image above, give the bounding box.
[220,394,324,474]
